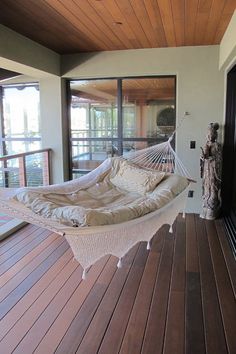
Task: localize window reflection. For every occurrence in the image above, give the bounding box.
[2,85,40,155]
[70,79,118,175]
[70,77,176,178]
[122,78,175,139]
[0,84,41,188]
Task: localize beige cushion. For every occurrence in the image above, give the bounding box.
[150,173,189,198]
[15,170,189,227]
[110,160,165,195]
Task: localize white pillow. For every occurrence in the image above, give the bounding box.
[110,161,165,195]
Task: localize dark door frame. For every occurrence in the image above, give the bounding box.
[222,64,236,257]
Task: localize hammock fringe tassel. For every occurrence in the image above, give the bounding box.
[82,269,87,280]
[117,258,122,268]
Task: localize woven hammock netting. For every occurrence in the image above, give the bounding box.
[123,136,192,180]
[0,124,194,279]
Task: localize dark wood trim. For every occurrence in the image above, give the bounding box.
[64,79,72,181]
[222,65,236,215]
[0,86,7,155]
[71,137,166,142]
[117,78,123,156]
[0,86,9,187]
[70,75,176,82]
[221,64,236,258]
[67,80,73,181]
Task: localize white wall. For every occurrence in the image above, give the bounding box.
[62,46,224,213]
[40,77,69,184]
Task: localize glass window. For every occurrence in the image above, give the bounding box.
[71,80,118,139]
[0,83,41,226]
[70,79,118,177]
[0,84,41,188]
[69,77,176,178]
[72,140,117,175]
[122,78,176,140]
[2,85,41,155]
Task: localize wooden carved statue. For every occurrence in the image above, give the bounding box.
[200,123,222,220]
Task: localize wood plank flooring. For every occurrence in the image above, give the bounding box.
[0,214,235,354]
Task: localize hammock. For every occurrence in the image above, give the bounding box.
[0,138,194,279]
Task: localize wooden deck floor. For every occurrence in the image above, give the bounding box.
[0,214,235,354]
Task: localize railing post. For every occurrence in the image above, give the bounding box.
[42,150,50,185]
[19,156,27,187]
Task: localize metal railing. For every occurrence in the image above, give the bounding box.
[0,148,52,188]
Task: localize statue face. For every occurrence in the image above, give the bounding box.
[207,127,217,142]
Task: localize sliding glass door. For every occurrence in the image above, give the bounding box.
[70,79,118,178]
[69,76,176,178]
[222,65,236,256]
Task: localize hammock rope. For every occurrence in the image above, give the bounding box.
[123,137,192,180]
[0,116,194,277]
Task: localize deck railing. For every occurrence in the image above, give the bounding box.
[0,148,52,188]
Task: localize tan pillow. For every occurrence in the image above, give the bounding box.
[110,161,165,195]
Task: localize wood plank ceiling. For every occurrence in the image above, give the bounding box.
[0,0,235,54]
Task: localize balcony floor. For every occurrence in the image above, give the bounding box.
[0,214,235,354]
